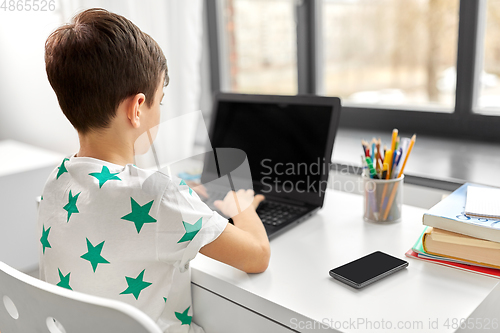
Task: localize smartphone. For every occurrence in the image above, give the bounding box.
[329,251,408,289]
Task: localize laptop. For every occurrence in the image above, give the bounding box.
[201,92,341,238]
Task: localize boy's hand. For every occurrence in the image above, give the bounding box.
[200,189,269,273]
[214,189,264,218]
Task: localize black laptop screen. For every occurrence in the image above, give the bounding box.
[209,100,334,204]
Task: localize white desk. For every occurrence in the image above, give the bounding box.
[191,188,499,333]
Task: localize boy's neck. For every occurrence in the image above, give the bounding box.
[77,131,134,167]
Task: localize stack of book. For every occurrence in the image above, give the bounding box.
[406,183,500,278]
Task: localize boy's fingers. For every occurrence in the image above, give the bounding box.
[252,194,265,209]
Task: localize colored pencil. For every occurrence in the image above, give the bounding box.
[382,134,416,220]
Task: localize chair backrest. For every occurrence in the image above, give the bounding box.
[0,261,163,333]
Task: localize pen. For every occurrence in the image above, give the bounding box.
[391,148,402,179]
[394,138,410,179]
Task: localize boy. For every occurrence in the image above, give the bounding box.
[39,8,270,333]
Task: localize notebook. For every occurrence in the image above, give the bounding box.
[201,92,342,238]
[422,183,500,243]
[465,186,500,219]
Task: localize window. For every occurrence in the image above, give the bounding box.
[476,0,500,113]
[206,0,500,141]
[323,0,459,111]
[219,0,297,95]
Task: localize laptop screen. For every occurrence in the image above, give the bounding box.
[207,95,340,206]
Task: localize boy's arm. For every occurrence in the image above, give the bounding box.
[199,191,270,273]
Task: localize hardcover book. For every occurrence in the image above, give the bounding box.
[423,183,500,243]
[406,227,500,279]
[422,227,500,269]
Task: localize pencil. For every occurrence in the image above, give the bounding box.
[379,149,392,212]
[371,139,376,164]
[382,134,416,220]
[376,138,383,172]
[388,129,398,177]
[397,134,416,179]
[361,140,368,157]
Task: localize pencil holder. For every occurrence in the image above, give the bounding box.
[362,175,404,223]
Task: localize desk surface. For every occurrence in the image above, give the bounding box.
[191,188,499,332]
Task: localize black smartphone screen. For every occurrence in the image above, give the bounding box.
[329,251,408,288]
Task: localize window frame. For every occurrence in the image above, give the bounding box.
[206,0,500,142]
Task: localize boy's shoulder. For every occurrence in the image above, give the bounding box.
[44,154,182,198]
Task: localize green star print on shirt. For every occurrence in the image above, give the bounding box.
[178,217,202,243]
[80,238,110,272]
[57,269,72,290]
[38,156,230,332]
[120,269,152,300]
[56,158,69,179]
[63,190,80,222]
[89,166,121,188]
[175,306,192,326]
[121,198,157,233]
[179,179,193,195]
[40,225,51,254]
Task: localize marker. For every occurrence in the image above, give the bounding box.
[365,157,378,179]
[361,155,368,177]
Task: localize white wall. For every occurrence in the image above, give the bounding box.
[0,0,204,155]
[0,9,79,154]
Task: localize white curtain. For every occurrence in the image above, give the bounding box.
[0,0,203,154]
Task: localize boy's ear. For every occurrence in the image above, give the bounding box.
[127,93,146,128]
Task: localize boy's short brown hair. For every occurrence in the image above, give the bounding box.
[45,8,168,134]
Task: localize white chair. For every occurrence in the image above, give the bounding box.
[0,261,163,333]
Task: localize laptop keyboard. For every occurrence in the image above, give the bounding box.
[203,189,307,227]
[256,201,307,226]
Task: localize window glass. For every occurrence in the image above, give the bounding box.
[220,0,297,95]
[476,0,500,113]
[322,0,459,111]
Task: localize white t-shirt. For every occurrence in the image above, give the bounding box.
[37,153,228,333]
